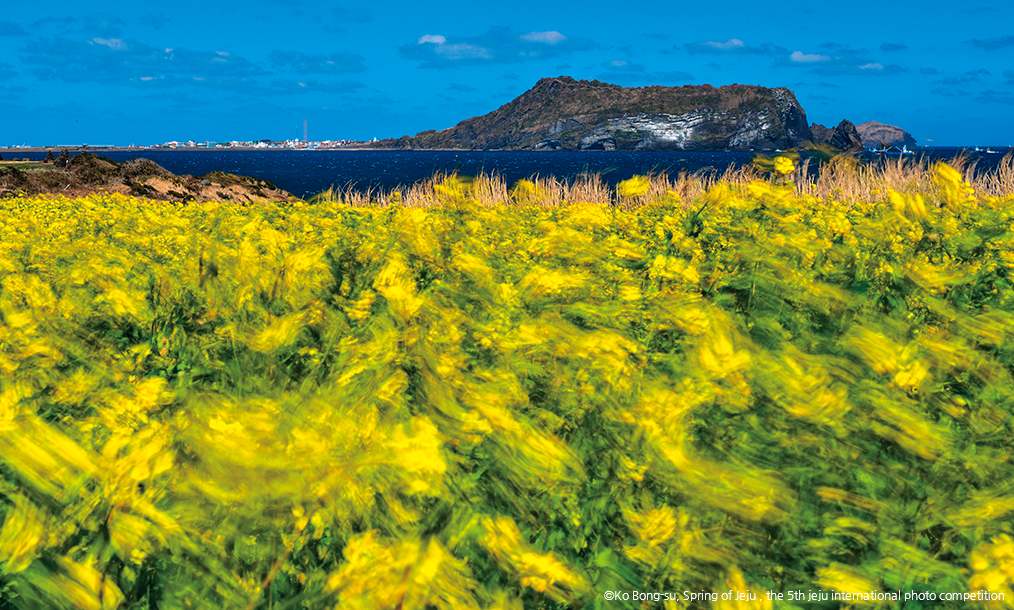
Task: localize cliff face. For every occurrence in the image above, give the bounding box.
[856,121,917,148]
[401,76,813,151]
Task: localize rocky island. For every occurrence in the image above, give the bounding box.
[379,76,830,152]
[856,121,918,148]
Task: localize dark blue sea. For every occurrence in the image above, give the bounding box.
[10,148,1012,198]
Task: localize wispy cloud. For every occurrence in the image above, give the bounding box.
[704,38,746,51]
[17,34,370,97]
[880,42,907,52]
[268,79,365,94]
[929,87,970,97]
[29,16,78,32]
[92,37,127,50]
[269,50,367,74]
[17,36,365,98]
[807,62,906,76]
[976,90,1014,105]
[23,37,265,86]
[933,70,990,85]
[683,39,786,56]
[971,35,1014,51]
[399,27,594,69]
[0,20,27,37]
[448,82,478,92]
[416,38,492,61]
[920,67,940,75]
[682,37,900,77]
[790,51,830,63]
[601,59,645,72]
[521,31,566,44]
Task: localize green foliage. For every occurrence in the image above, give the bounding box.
[2,167,1014,609]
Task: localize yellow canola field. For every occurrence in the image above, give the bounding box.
[2,165,1014,609]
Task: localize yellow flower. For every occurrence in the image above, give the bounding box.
[617,175,651,199]
[773,156,795,175]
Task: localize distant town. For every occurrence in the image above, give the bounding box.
[1,138,377,152]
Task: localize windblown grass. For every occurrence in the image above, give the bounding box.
[309,150,1014,209]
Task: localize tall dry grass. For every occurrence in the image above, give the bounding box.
[308,150,1014,209]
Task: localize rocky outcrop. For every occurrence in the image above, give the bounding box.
[54,149,71,168]
[391,76,814,151]
[856,121,917,148]
[809,120,864,151]
[809,123,831,144]
[0,153,295,203]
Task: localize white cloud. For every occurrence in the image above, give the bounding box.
[435,43,492,60]
[401,27,592,68]
[91,37,125,50]
[706,39,745,50]
[521,31,565,44]
[790,50,830,63]
[609,59,628,67]
[859,62,884,70]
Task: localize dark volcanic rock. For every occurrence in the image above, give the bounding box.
[810,123,831,144]
[54,149,71,168]
[856,121,917,148]
[809,119,864,151]
[399,76,813,151]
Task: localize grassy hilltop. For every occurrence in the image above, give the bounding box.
[2,154,1014,609]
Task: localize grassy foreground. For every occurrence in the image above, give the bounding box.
[3,157,1014,609]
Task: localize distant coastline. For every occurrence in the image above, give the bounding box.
[3,145,1011,155]
[0,145,384,154]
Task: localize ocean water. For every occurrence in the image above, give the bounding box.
[9,147,1012,198]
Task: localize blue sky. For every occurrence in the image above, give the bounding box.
[1,1,1012,146]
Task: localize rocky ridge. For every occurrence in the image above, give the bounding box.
[389,76,814,151]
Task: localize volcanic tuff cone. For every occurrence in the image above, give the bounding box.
[394,76,814,151]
